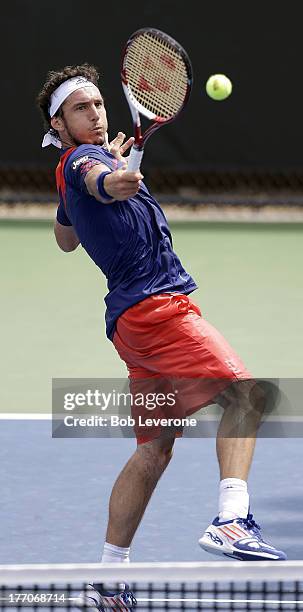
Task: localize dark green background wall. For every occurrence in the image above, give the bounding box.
[2,1,302,173]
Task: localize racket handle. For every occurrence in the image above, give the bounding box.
[127,146,144,172]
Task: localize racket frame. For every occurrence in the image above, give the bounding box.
[121,27,193,170]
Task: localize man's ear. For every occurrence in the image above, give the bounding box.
[51,115,64,131]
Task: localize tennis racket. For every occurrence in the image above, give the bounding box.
[121,28,193,172]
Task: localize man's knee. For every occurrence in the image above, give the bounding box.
[216,379,280,437]
[218,379,265,411]
[138,435,176,470]
[224,379,278,412]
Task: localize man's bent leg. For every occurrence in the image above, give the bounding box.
[199,380,286,560]
[215,381,261,522]
[106,434,175,548]
[216,380,265,481]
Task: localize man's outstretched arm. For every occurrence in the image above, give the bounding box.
[85,132,142,202]
[54,133,137,250]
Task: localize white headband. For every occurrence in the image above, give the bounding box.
[41,77,96,148]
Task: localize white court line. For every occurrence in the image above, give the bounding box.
[1,414,303,422]
[0,414,51,420]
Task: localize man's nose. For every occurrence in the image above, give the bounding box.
[90,105,100,120]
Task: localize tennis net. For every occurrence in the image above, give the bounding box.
[0,561,302,610]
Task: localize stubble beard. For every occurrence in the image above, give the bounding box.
[61,115,104,147]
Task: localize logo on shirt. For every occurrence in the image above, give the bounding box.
[72,156,89,170]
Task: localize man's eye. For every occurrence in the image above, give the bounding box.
[96,101,103,107]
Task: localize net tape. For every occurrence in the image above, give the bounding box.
[1,562,303,610]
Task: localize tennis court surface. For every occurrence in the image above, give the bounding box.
[1,561,303,610]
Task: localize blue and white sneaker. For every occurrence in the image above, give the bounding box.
[199,512,287,561]
[76,583,137,610]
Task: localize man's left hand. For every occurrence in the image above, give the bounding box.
[108,132,135,166]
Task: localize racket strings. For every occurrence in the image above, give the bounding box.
[124,32,189,118]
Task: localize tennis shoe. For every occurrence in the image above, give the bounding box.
[76,583,137,610]
[199,512,287,561]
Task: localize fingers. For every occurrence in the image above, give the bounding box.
[123,171,144,182]
[109,131,125,155]
[110,131,126,146]
[119,137,135,155]
[103,132,110,150]
[108,132,135,161]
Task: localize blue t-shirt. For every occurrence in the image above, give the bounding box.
[56,144,197,340]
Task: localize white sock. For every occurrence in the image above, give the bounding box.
[102,542,130,564]
[218,478,249,521]
[101,542,130,591]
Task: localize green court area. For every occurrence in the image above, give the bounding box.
[1,219,303,414]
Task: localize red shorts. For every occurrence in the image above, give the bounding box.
[113,293,251,443]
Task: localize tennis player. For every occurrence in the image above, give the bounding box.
[37,64,286,610]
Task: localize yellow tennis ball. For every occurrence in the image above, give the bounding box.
[206,74,232,101]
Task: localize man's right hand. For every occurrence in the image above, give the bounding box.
[104,169,143,201]
[85,163,143,203]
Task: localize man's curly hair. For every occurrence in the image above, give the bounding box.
[36,63,100,135]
